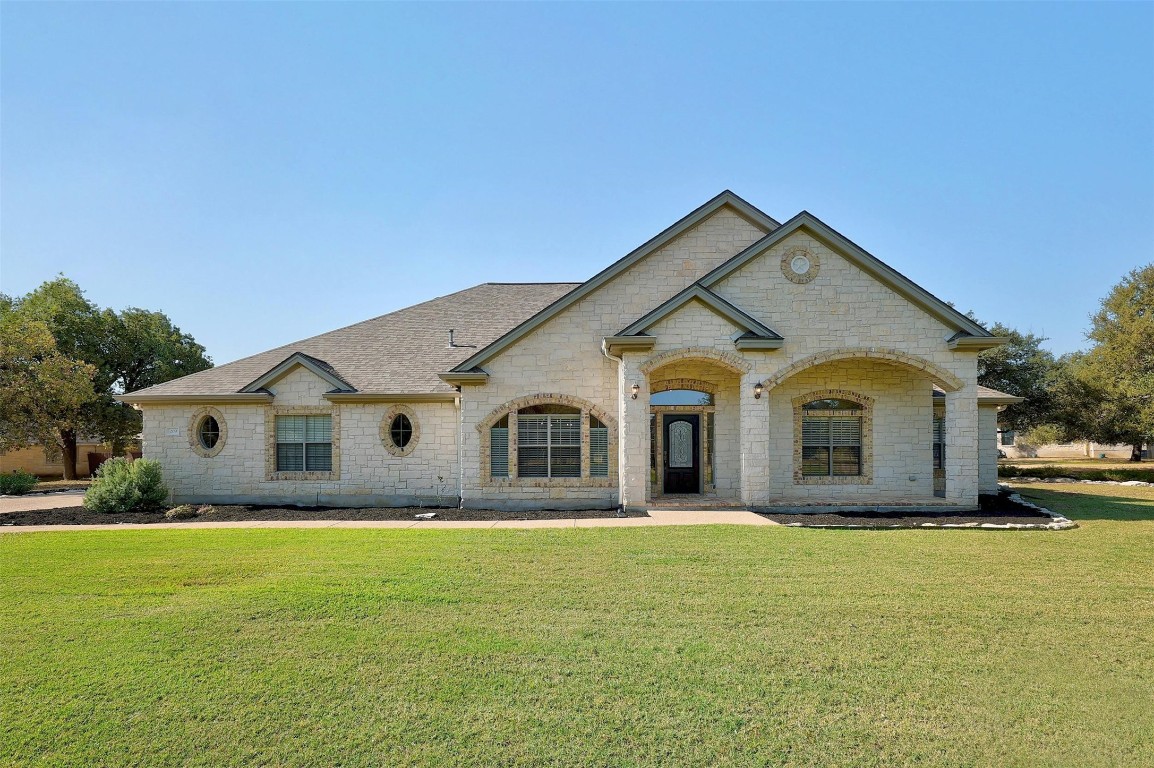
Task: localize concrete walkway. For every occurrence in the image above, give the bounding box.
[0,507,778,533]
[0,490,86,513]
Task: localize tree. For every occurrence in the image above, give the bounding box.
[1,277,213,476]
[0,314,98,474]
[1072,265,1154,459]
[974,320,1059,431]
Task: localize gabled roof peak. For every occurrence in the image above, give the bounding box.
[699,210,995,338]
[241,351,356,394]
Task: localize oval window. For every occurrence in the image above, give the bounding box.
[198,415,220,449]
[390,414,413,449]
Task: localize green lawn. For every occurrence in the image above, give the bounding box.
[3,495,1153,767]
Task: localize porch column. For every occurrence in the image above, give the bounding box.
[618,352,650,512]
[944,385,980,506]
[740,370,770,506]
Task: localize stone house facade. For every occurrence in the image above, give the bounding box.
[123,191,1020,511]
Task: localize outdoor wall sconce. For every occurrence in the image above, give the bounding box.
[754,381,764,399]
[631,384,640,400]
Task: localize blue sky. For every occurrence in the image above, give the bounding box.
[2,2,1151,365]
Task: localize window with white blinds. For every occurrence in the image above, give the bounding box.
[801,401,862,477]
[276,415,332,472]
[518,412,581,478]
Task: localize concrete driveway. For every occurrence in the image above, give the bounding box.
[0,491,85,513]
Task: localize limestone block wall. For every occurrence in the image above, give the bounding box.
[461,208,768,507]
[711,231,971,382]
[978,405,1000,494]
[141,367,459,506]
[761,359,936,501]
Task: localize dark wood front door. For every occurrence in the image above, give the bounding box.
[663,414,700,494]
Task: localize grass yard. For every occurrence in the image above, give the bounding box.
[2,492,1153,767]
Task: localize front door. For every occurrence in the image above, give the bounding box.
[663,414,700,494]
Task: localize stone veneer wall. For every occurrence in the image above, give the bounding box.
[142,366,459,506]
[978,405,1000,494]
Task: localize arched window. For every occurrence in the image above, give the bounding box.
[650,389,713,406]
[801,398,863,477]
[483,395,615,484]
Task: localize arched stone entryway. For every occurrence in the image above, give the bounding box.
[643,351,745,500]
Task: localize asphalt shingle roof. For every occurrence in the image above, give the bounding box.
[128,282,581,397]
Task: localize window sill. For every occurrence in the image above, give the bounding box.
[794,475,872,485]
[485,477,616,489]
[267,471,339,482]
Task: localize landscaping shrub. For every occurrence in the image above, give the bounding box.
[0,470,39,495]
[83,458,169,514]
[164,505,198,520]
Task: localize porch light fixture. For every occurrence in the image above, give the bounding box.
[631,384,640,400]
[754,381,764,399]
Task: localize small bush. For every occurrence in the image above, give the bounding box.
[164,505,198,520]
[83,458,169,514]
[0,470,39,495]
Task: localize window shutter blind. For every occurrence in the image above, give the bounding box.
[830,417,861,446]
[490,427,509,477]
[589,427,609,477]
[802,417,829,446]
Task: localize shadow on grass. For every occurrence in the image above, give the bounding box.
[1016,487,1154,522]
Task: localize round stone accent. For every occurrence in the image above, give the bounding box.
[781,246,820,283]
[380,405,420,457]
[188,407,227,458]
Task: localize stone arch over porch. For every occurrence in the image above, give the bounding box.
[649,377,717,396]
[639,346,751,376]
[762,348,964,392]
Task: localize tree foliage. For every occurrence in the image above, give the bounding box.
[1047,265,1154,456]
[0,313,97,454]
[974,319,1058,431]
[0,277,213,476]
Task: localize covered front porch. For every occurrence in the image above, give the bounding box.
[615,345,981,512]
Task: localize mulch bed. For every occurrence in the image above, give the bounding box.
[756,492,1056,528]
[0,504,647,526]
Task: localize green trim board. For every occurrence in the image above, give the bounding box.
[438,371,490,387]
[948,336,1010,351]
[698,211,997,339]
[240,352,356,394]
[117,393,275,405]
[601,335,657,356]
[324,393,459,403]
[449,191,779,373]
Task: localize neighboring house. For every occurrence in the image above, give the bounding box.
[999,435,1148,460]
[0,440,107,478]
[121,191,1022,511]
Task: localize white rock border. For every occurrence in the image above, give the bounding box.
[1002,477,1151,487]
[777,487,1076,531]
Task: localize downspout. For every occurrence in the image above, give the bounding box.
[601,340,627,515]
[455,388,464,508]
